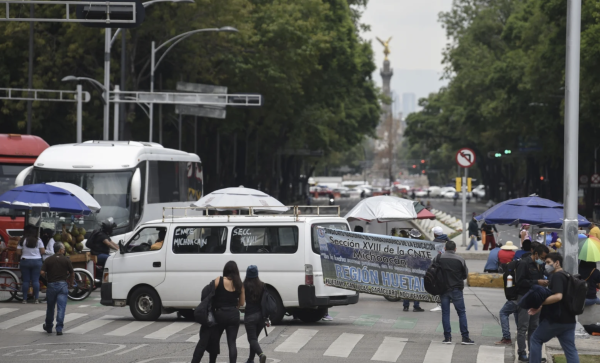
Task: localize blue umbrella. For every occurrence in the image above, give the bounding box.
[475,196,590,228]
[0,184,91,215]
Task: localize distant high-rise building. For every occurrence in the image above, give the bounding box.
[402,93,416,118]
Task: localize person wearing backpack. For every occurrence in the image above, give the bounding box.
[88,218,119,267]
[528,253,580,363]
[515,244,549,362]
[438,241,475,345]
[243,265,268,363]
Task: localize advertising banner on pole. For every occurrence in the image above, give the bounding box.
[318,228,445,302]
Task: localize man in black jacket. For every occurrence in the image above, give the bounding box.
[515,244,549,362]
[438,241,474,345]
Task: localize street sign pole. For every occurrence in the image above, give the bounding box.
[76,84,83,143]
[462,167,468,247]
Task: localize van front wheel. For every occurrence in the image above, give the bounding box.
[130,287,162,321]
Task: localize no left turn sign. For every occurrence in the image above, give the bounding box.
[456,148,476,168]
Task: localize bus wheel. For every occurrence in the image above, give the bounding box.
[130,287,162,321]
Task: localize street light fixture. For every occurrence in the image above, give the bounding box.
[148,26,238,142]
[62,75,108,144]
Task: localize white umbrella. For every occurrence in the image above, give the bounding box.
[47,182,101,212]
[193,186,288,213]
[345,195,417,222]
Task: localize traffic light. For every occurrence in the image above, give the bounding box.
[494,153,502,158]
[456,177,461,192]
[421,159,425,164]
[76,0,145,29]
[504,150,512,155]
[421,170,426,174]
[540,176,544,181]
[412,165,416,169]
[467,177,472,192]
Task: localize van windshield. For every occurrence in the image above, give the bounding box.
[32,168,133,231]
[310,223,349,254]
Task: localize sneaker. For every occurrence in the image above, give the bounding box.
[322,315,333,321]
[42,324,52,334]
[430,305,442,312]
[413,307,425,312]
[56,331,63,336]
[403,306,409,311]
[518,354,528,362]
[442,338,452,344]
[461,337,475,345]
[259,354,267,363]
[245,360,255,363]
[34,300,40,304]
[495,338,512,345]
[22,301,27,304]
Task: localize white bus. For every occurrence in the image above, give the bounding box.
[16,140,203,242]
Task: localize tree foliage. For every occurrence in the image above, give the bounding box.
[0,0,380,201]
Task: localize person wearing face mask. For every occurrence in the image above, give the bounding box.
[514,244,549,362]
[528,253,580,363]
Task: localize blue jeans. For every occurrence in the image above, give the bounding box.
[96,253,109,267]
[441,289,469,339]
[530,320,578,363]
[499,300,519,339]
[585,296,600,306]
[466,236,478,251]
[20,258,42,300]
[45,281,68,332]
[403,300,420,308]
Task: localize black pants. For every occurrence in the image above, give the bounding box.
[212,306,240,363]
[191,325,219,363]
[244,312,264,360]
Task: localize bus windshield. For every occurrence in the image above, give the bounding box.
[0,163,29,217]
[32,169,134,231]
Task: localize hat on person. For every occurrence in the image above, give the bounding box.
[246,265,259,279]
[501,241,518,251]
[432,226,443,236]
[522,223,530,227]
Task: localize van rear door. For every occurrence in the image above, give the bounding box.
[308,222,352,297]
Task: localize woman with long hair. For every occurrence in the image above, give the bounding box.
[243,265,267,363]
[16,225,45,303]
[579,260,600,306]
[213,261,245,363]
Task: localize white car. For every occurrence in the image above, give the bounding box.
[415,188,430,197]
[443,190,473,199]
[426,186,441,197]
[473,185,486,198]
[439,187,456,198]
[356,186,373,197]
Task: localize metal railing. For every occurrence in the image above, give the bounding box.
[0,88,90,102]
[0,0,136,24]
[162,205,341,222]
[110,91,261,106]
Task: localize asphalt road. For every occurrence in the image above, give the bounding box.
[0,197,512,363]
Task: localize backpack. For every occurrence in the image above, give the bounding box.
[261,288,278,319]
[502,259,520,301]
[85,229,102,253]
[424,254,449,296]
[561,271,587,316]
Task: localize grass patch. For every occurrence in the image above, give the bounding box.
[553,355,600,363]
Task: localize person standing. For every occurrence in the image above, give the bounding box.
[41,229,56,261]
[579,260,600,306]
[212,261,245,363]
[453,191,459,206]
[191,280,220,363]
[515,244,549,362]
[514,240,531,261]
[17,226,45,303]
[528,253,579,363]
[589,221,600,240]
[243,265,268,363]
[467,214,479,251]
[481,222,498,250]
[40,242,73,335]
[520,224,531,244]
[438,241,474,345]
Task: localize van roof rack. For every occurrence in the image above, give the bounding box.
[162,205,341,222]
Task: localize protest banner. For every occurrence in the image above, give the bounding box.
[317,227,445,302]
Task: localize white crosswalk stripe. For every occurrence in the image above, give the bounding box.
[0,310,46,330]
[423,341,454,363]
[105,320,154,336]
[26,313,87,332]
[144,322,194,340]
[0,308,18,317]
[477,345,504,363]
[66,315,121,334]
[274,328,318,353]
[237,326,276,349]
[371,337,408,362]
[324,332,363,358]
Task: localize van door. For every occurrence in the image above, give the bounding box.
[111,225,167,298]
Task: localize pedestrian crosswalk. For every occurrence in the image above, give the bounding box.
[0,307,507,362]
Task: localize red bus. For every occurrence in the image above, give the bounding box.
[0,134,49,243]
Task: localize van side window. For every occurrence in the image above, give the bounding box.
[126,227,167,253]
[310,223,349,254]
[172,227,227,254]
[231,226,298,254]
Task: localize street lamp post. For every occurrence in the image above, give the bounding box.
[148,26,238,142]
[62,75,108,143]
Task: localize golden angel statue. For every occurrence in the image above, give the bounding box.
[376,36,392,60]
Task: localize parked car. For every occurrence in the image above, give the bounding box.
[426,186,441,197]
[415,188,429,197]
[332,187,350,198]
[439,187,456,198]
[472,185,486,198]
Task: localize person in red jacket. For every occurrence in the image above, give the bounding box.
[498,241,518,265]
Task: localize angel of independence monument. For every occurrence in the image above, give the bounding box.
[371,37,400,187]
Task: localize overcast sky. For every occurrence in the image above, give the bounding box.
[360,0,454,114]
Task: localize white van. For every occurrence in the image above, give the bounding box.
[100,210,359,324]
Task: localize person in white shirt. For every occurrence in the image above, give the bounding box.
[41,229,56,261]
[16,226,46,303]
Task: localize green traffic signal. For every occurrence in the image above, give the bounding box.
[504,149,512,154]
[495,153,502,157]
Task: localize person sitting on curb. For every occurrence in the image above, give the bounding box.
[483,243,503,273]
